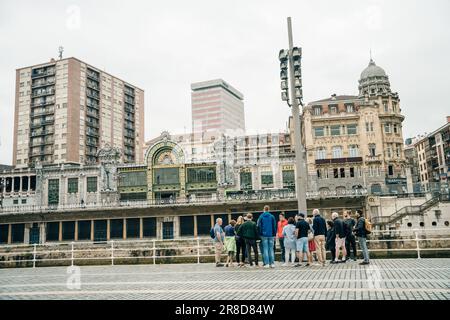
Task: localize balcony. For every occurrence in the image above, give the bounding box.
[124,88,135,97]
[31,129,54,137]
[86,70,99,81]
[86,140,98,147]
[86,100,99,109]
[86,120,99,128]
[124,96,135,104]
[86,129,99,137]
[29,147,54,156]
[86,81,99,91]
[32,88,55,98]
[124,131,134,139]
[31,108,54,117]
[31,98,55,107]
[124,124,135,131]
[86,109,99,118]
[31,119,54,128]
[315,157,363,165]
[31,68,55,79]
[365,154,382,163]
[124,106,135,114]
[86,91,100,100]
[30,138,54,146]
[124,139,134,147]
[31,78,55,88]
[125,116,134,122]
[86,149,98,156]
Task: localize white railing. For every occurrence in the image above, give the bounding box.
[0,229,449,268]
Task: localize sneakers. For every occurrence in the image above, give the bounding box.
[359,261,370,265]
[304,263,310,267]
[270,264,275,268]
[282,263,288,267]
[216,263,224,267]
[294,263,302,267]
[264,265,270,269]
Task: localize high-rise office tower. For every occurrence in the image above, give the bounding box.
[191,79,245,135]
[13,57,144,168]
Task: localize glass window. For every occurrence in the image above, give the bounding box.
[384,123,391,133]
[282,170,295,189]
[48,179,59,205]
[240,172,252,190]
[67,178,78,194]
[347,124,357,135]
[154,168,179,185]
[340,168,345,178]
[87,177,97,193]
[314,127,324,137]
[350,167,355,178]
[313,106,322,115]
[383,101,389,112]
[346,104,354,113]
[261,172,274,188]
[333,168,339,178]
[316,148,326,160]
[332,146,343,159]
[330,125,340,136]
[349,145,359,157]
[329,105,337,114]
[369,144,376,156]
[187,167,216,184]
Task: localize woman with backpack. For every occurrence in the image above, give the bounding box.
[354,209,370,265]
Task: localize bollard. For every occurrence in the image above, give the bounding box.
[414,230,421,259]
[153,240,156,265]
[32,243,37,268]
[111,240,114,266]
[197,238,200,264]
[71,242,74,266]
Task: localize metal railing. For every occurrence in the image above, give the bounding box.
[0,228,449,268]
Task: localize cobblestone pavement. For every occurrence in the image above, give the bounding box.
[0,259,449,300]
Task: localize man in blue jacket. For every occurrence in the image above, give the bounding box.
[257,205,277,268]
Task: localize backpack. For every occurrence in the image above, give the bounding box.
[364,219,372,235]
[210,227,216,239]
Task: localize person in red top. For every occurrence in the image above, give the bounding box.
[276,213,288,263]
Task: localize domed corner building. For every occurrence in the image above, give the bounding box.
[301,58,407,200]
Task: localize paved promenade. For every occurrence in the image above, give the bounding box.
[0,259,449,300]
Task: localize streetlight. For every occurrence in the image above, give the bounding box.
[278,17,308,214]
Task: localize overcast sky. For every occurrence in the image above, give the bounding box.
[0,0,449,165]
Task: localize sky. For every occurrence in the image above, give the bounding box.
[0,0,449,165]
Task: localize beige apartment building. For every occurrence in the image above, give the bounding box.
[13,57,144,168]
[300,59,407,195]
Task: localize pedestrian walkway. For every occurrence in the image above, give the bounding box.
[0,259,449,300]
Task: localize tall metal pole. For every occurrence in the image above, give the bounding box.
[287,17,307,213]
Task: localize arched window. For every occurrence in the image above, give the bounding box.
[349,145,359,157]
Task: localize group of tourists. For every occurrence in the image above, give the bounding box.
[212,205,371,268]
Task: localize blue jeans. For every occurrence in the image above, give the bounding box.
[261,236,275,265]
[358,237,370,262]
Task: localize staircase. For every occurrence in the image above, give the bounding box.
[372,196,441,227]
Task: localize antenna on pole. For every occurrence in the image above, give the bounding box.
[58,46,64,60]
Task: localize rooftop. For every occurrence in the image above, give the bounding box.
[191,79,244,100]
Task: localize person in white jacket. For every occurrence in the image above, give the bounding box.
[281,217,297,266]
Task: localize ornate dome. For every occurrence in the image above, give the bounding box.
[360,59,387,79]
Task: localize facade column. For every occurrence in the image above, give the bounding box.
[139,218,143,239]
[106,219,110,241]
[74,221,78,241]
[193,215,198,238]
[90,220,94,241]
[210,215,214,228]
[123,218,127,240]
[58,221,62,241]
[24,224,30,244]
[28,176,31,192]
[7,224,12,244]
[19,176,23,193]
[40,223,46,244]
[11,177,14,194]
